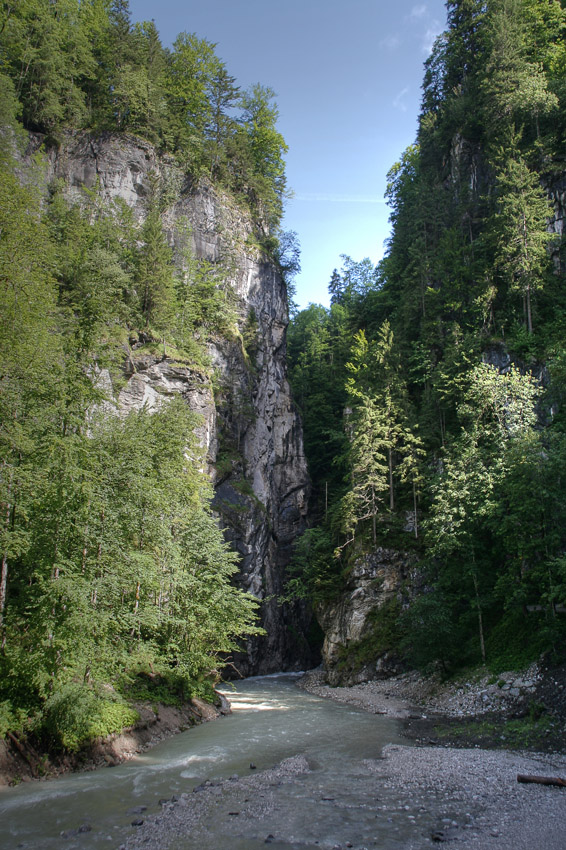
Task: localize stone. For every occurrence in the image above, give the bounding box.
[316,547,418,685]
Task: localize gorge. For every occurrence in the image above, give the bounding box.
[2,0,566,805]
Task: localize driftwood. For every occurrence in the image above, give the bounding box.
[517,774,566,788]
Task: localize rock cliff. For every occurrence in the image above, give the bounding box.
[317,548,418,686]
[34,131,313,675]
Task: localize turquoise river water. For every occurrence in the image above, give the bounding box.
[0,674,427,850]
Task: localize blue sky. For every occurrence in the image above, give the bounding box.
[129,0,448,309]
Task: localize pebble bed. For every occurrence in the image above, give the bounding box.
[120,668,566,850]
[296,665,542,718]
[120,746,566,850]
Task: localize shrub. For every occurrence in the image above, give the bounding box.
[41,684,138,753]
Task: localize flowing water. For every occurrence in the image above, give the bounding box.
[0,674,423,849]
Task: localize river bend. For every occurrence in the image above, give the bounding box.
[0,674,427,849]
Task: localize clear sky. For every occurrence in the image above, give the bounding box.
[129,0,448,310]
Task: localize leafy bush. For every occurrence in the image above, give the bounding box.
[484,609,555,674]
[400,591,462,674]
[0,701,29,740]
[41,684,138,753]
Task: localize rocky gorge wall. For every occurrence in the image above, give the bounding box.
[317,548,418,687]
[32,131,314,675]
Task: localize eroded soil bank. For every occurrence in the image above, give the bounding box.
[0,694,229,787]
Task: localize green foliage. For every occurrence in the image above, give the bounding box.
[174,226,238,347]
[483,609,558,673]
[0,0,284,755]
[400,590,462,673]
[124,671,188,707]
[287,299,351,518]
[433,712,557,750]
[40,684,138,753]
[1,0,97,134]
[341,322,424,544]
[238,84,288,228]
[1,0,288,231]
[164,31,220,167]
[137,187,176,331]
[284,528,342,603]
[0,149,262,749]
[0,702,28,741]
[492,146,557,333]
[288,0,566,677]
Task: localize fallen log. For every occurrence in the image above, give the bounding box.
[517,774,566,788]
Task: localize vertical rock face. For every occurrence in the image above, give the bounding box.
[317,548,418,686]
[41,132,313,674]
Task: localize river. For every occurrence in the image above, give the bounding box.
[0,674,429,849]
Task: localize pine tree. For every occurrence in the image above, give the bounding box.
[239,84,288,229]
[493,148,556,333]
[136,187,176,334]
[206,63,239,178]
[164,32,219,165]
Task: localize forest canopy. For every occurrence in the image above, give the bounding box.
[288,0,566,675]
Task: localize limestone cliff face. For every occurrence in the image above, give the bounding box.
[317,548,418,686]
[37,131,312,674]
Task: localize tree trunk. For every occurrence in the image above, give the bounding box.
[0,467,14,632]
[471,562,486,664]
[0,551,8,632]
[413,480,418,539]
[372,485,377,545]
[388,447,394,511]
[526,282,533,335]
[517,774,566,788]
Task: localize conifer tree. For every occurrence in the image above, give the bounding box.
[136,187,176,334]
[493,148,555,333]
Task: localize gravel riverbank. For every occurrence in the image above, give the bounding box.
[295,666,543,719]
[295,666,566,849]
[120,745,566,850]
[120,668,566,850]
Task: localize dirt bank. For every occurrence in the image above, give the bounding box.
[0,693,230,787]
